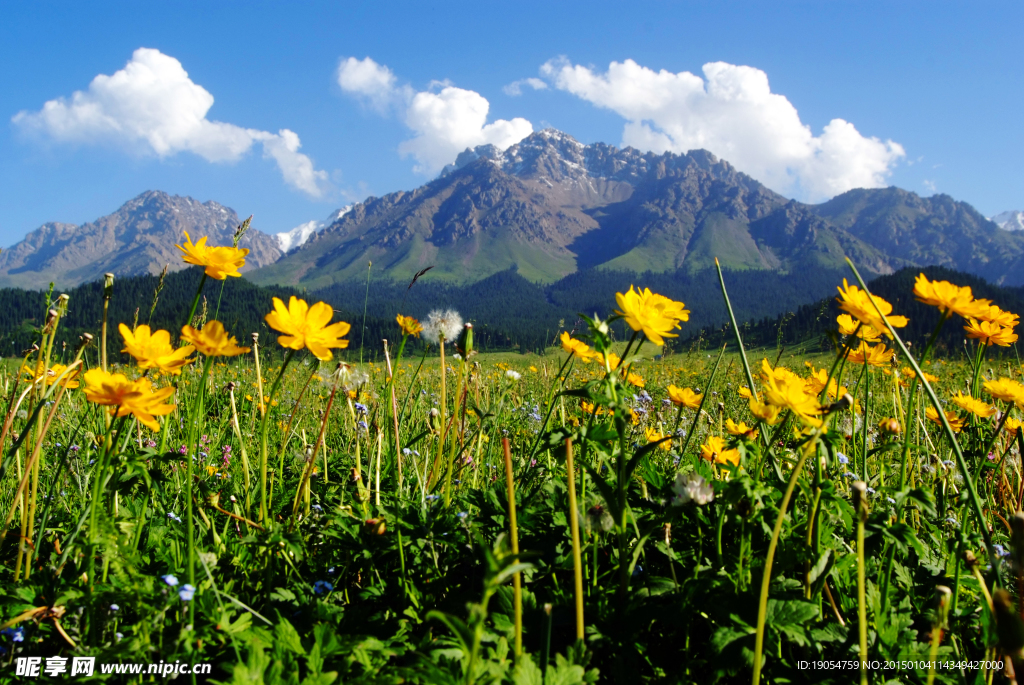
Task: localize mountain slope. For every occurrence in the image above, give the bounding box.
[251,129,1011,290]
[811,188,1024,285]
[0,191,283,289]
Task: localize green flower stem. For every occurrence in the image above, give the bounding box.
[856,486,868,685]
[270,362,320,510]
[676,344,726,460]
[751,434,817,685]
[845,258,1002,586]
[186,356,214,608]
[565,437,585,642]
[433,338,447,489]
[185,273,208,330]
[861,361,870,482]
[259,349,295,523]
[501,437,523,660]
[716,258,759,402]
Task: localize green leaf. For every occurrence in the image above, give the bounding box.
[275,617,306,656]
[427,610,474,655]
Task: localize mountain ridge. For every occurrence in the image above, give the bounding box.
[252,128,1011,289]
[0,190,283,289]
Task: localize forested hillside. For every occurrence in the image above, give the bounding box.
[690,265,1024,357]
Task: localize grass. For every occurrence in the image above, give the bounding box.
[0,257,1022,684]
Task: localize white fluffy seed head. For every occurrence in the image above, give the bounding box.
[422,309,463,345]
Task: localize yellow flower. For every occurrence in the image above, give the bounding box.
[1005,417,1021,438]
[396,314,423,337]
[530,365,539,373]
[119,324,195,375]
[82,368,175,431]
[175,231,249,280]
[759,359,821,426]
[645,427,672,451]
[835,279,908,338]
[206,465,217,477]
[181,321,251,357]
[926,406,965,433]
[700,435,740,467]
[265,296,351,361]
[560,332,596,362]
[846,341,895,367]
[950,391,996,418]
[749,398,782,425]
[913,273,979,318]
[738,386,753,399]
[725,418,757,438]
[901,367,939,383]
[804,367,843,398]
[964,319,1018,347]
[22,362,80,389]
[581,401,605,416]
[836,313,882,342]
[614,285,689,346]
[984,377,1024,406]
[626,372,645,388]
[603,352,622,371]
[970,302,1019,328]
[667,385,703,409]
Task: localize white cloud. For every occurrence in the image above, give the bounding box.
[540,57,905,200]
[503,77,548,96]
[336,57,408,113]
[922,179,937,194]
[13,48,328,197]
[337,56,532,175]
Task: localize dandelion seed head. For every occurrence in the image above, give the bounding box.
[422,309,463,344]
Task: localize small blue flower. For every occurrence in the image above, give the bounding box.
[866,487,876,494]
[167,512,182,523]
[327,566,336,575]
[313,580,334,595]
[843,472,857,479]
[946,517,959,526]
[179,584,196,601]
[1,626,24,643]
[942,460,955,468]
[116,632,124,642]
[109,604,119,612]
[837,452,849,465]
[887,497,896,504]
[354,402,368,415]
[456,511,468,519]
[312,504,322,512]
[995,544,1010,558]
[162,574,179,587]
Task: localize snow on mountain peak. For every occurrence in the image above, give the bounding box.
[276,205,353,252]
[991,210,1024,232]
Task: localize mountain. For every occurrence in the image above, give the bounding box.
[0,191,283,289]
[275,205,353,253]
[248,128,1024,291]
[992,210,1024,232]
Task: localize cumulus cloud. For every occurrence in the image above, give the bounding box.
[338,56,532,175]
[13,48,328,197]
[540,57,904,200]
[503,77,548,96]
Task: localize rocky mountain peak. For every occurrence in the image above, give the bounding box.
[0,190,282,289]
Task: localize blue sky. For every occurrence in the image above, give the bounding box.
[1,1,1021,246]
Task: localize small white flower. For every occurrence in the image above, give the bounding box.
[671,472,714,506]
[422,309,463,345]
[506,370,522,381]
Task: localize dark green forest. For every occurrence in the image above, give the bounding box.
[690,265,1024,358]
[2,263,1019,363]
